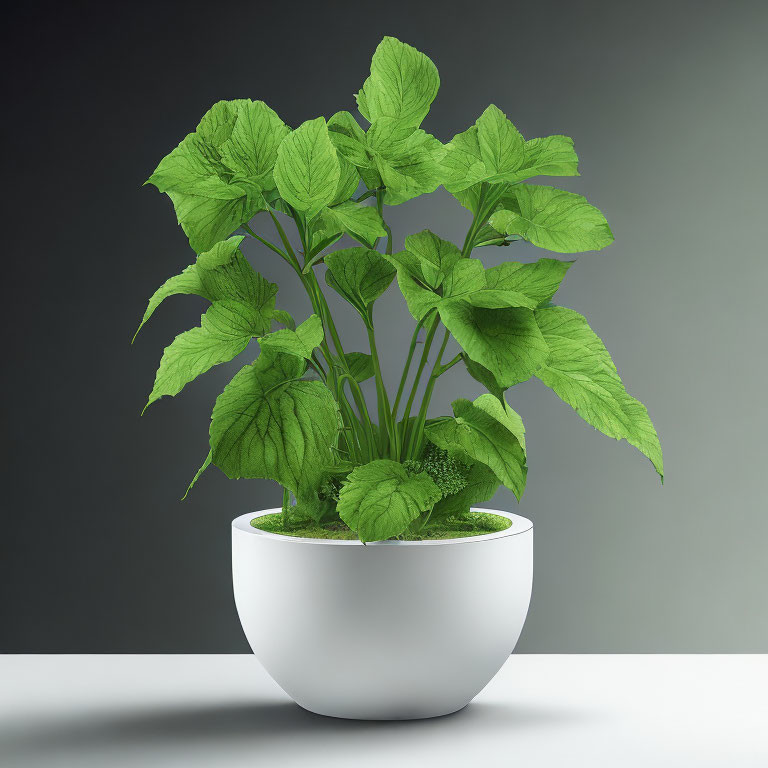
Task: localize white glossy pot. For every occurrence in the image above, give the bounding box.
[232,507,533,720]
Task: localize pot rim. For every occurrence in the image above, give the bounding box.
[232,507,532,547]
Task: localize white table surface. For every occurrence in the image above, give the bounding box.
[1,654,765,767]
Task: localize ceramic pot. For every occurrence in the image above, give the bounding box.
[232,507,533,720]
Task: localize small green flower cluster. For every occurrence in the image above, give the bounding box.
[404,444,469,497]
[319,479,341,503]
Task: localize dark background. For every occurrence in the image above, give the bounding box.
[3,0,767,653]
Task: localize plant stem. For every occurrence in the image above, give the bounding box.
[391,313,429,422]
[338,374,376,462]
[375,189,393,255]
[354,187,380,203]
[307,355,327,381]
[308,271,347,360]
[336,396,363,463]
[399,313,440,457]
[404,189,492,459]
[408,328,451,457]
[461,186,487,258]
[267,211,302,272]
[241,223,293,266]
[273,208,363,460]
[282,487,290,530]
[437,353,462,377]
[366,324,396,459]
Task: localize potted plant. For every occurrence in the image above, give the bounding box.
[136,36,662,720]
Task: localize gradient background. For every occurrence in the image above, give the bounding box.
[2,0,766,653]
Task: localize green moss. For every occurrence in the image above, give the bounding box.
[250,511,512,541]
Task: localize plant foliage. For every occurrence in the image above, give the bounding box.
[137,36,662,541]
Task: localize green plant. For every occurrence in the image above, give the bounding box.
[136,36,662,542]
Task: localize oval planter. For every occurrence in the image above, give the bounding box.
[232,507,533,720]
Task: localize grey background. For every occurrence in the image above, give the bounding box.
[2,0,766,653]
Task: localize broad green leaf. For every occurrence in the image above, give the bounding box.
[147,101,277,253]
[325,247,396,319]
[341,352,375,383]
[443,127,486,194]
[425,394,527,498]
[511,135,579,182]
[271,309,296,330]
[151,134,265,253]
[463,290,537,310]
[318,202,386,248]
[338,459,441,542]
[328,110,374,168]
[440,303,548,388]
[473,221,511,247]
[476,104,524,180]
[490,185,613,253]
[430,461,500,520]
[210,352,340,497]
[444,105,524,193]
[274,117,340,220]
[133,264,209,342]
[181,450,212,500]
[395,270,442,321]
[392,256,536,322]
[196,236,277,314]
[441,259,487,298]
[366,118,419,151]
[462,354,506,403]
[382,249,424,283]
[535,306,663,477]
[218,100,290,193]
[195,100,244,146]
[147,134,226,193]
[372,124,447,205]
[134,236,276,342]
[145,300,264,409]
[451,182,484,214]
[445,120,578,198]
[356,36,440,129]
[329,155,360,206]
[484,258,572,307]
[258,314,324,360]
[328,110,382,190]
[441,261,538,311]
[401,230,462,287]
[166,185,265,255]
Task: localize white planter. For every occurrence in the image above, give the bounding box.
[232,507,533,720]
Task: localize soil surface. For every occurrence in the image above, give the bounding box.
[250,511,512,540]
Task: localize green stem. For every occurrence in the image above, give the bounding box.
[242,224,293,266]
[309,272,347,360]
[375,189,393,255]
[354,187,381,203]
[338,374,376,462]
[307,355,327,381]
[366,324,396,459]
[461,186,487,258]
[408,328,450,457]
[336,394,363,463]
[437,353,462,377]
[391,313,429,423]
[400,314,440,457]
[282,487,290,530]
[267,211,301,272]
[276,208,362,461]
